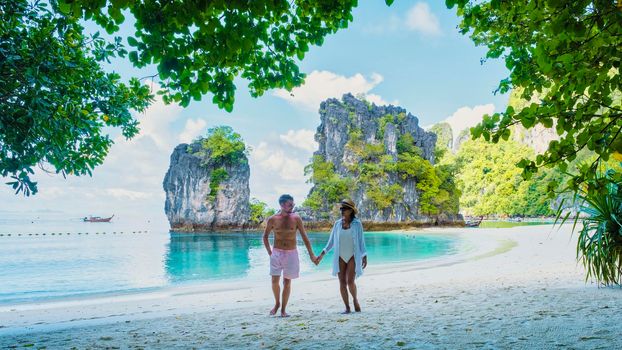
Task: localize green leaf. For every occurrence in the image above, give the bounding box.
[127,36,139,47]
[58,1,72,15]
[128,51,138,63]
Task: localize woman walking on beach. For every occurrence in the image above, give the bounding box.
[315,199,367,313]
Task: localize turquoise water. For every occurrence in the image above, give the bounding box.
[0,214,460,305]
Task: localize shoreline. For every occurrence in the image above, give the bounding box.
[2,224,621,348]
[0,228,502,334]
[169,219,467,233]
[168,220,556,234]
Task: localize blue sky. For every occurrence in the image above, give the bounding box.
[1,1,509,223]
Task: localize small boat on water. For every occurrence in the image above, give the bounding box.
[83,215,114,222]
[465,216,483,227]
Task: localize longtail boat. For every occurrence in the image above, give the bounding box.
[465,216,483,227]
[83,215,114,222]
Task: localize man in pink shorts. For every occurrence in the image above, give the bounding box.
[263,194,316,317]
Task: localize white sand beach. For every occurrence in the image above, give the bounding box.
[1,224,621,349]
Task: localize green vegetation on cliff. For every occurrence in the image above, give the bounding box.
[249,198,276,225]
[303,155,353,212]
[192,126,248,165]
[453,138,561,216]
[304,118,460,217]
[448,0,622,195]
[190,126,248,202]
[432,87,619,217]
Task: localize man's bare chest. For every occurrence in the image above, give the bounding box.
[273,218,297,232]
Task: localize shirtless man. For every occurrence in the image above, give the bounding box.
[263,194,316,317]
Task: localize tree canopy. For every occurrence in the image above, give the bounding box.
[60,0,366,111]
[2,0,376,195]
[1,1,152,196]
[447,0,622,194]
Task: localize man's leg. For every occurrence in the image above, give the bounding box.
[270,275,281,315]
[345,257,360,312]
[280,278,291,317]
[338,258,350,313]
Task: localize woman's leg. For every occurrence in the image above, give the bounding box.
[338,258,350,313]
[345,257,360,312]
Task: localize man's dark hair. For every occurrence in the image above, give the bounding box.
[278,194,294,205]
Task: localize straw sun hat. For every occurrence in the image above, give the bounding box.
[339,199,358,215]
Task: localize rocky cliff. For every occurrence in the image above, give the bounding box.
[303,94,457,225]
[511,123,560,154]
[163,142,250,232]
[439,122,559,155]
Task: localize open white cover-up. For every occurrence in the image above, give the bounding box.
[321,218,367,278]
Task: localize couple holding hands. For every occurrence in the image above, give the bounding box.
[262,195,368,317]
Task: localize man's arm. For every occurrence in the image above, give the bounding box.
[296,216,316,261]
[263,217,274,256]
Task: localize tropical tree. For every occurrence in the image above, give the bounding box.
[4,0,387,195]
[1,1,153,196]
[447,0,622,193]
[58,0,372,111]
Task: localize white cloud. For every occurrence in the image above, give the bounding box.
[279,129,318,152]
[365,93,398,107]
[179,118,208,144]
[406,2,442,36]
[248,128,318,207]
[251,142,306,181]
[443,104,496,144]
[363,2,442,37]
[101,94,185,188]
[105,188,155,200]
[132,92,183,152]
[273,71,395,111]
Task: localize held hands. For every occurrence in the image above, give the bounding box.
[315,252,326,265]
[313,252,325,265]
[312,255,320,265]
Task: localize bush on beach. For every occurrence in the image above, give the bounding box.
[561,162,622,286]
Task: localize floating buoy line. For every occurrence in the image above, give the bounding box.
[0,230,149,237]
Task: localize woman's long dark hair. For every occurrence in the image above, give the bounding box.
[342,210,356,222]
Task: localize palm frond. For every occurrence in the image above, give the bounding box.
[573,166,622,286]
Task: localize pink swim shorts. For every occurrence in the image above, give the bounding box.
[270,247,300,279]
